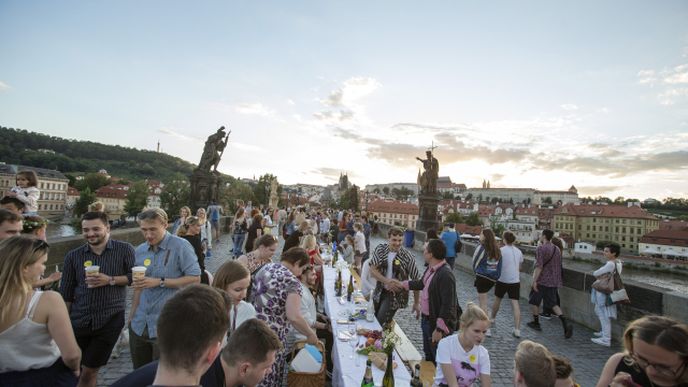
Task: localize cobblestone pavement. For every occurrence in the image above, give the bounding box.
[100,233,617,386]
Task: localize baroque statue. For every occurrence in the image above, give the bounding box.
[416,150,439,195]
[197,126,230,172]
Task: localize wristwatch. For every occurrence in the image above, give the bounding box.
[108,276,116,286]
[159,277,166,288]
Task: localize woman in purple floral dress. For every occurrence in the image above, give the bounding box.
[250,247,318,387]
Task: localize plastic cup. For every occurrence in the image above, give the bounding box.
[132,266,147,281]
[85,265,100,288]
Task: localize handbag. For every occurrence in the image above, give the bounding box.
[592,272,614,294]
[454,231,462,254]
[605,262,630,305]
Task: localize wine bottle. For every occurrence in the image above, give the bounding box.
[411,363,423,387]
[360,359,374,387]
[336,269,343,297]
[366,290,375,322]
[382,352,394,387]
[347,273,354,302]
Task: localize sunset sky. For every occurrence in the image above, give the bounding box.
[1,1,687,200]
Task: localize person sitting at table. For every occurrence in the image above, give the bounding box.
[249,247,317,387]
[212,261,256,338]
[338,235,354,265]
[287,265,333,376]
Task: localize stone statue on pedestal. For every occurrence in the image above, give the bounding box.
[190,126,230,209]
[269,178,279,209]
[415,146,441,232]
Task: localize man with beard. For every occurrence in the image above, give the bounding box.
[60,211,136,387]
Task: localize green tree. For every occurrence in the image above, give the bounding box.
[221,179,255,213]
[339,185,360,211]
[124,181,150,216]
[442,191,454,199]
[253,174,278,207]
[74,188,96,217]
[382,187,390,195]
[464,193,473,201]
[445,212,464,224]
[465,212,482,226]
[542,196,553,205]
[74,172,110,192]
[373,188,381,194]
[160,174,190,217]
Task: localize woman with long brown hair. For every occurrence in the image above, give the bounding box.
[0,236,81,386]
[231,207,248,258]
[472,228,502,336]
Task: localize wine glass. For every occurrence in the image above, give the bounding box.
[349,322,357,359]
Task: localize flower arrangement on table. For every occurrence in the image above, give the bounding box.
[356,322,400,370]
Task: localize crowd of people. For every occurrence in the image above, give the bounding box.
[0,174,686,387]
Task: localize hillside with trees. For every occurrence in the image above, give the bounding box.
[0,126,196,181]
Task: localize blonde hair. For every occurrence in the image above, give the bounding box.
[459,302,490,331]
[196,208,207,222]
[177,216,200,236]
[88,201,105,212]
[137,208,169,224]
[0,236,50,325]
[300,234,317,250]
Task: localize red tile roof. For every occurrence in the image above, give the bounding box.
[640,229,688,247]
[67,186,80,196]
[515,207,538,216]
[659,220,688,231]
[553,204,657,220]
[455,224,482,235]
[96,186,128,199]
[367,200,418,215]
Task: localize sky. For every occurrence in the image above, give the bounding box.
[1,0,687,200]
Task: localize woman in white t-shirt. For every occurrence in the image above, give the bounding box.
[212,260,256,338]
[434,303,492,387]
[490,230,524,338]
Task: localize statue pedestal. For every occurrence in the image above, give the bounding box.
[190,169,221,210]
[416,193,441,232]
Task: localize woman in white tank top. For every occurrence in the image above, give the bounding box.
[0,236,81,387]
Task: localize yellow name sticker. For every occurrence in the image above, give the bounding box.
[84,260,92,268]
[469,354,477,363]
[144,258,152,267]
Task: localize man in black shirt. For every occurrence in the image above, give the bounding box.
[113,318,282,387]
[60,211,135,387]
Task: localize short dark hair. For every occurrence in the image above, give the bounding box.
[552,355,573,379]
[157,285,230,373]
[503,230,516,244]
[280,247,309,267]
[222,318,282,366]
[426,239,446,260]
[542,229,554,241]
[388,227,404,237]
[0,196,25,210]
[605,242,621,257]
[0,208,22,225]
[81,211,109,225]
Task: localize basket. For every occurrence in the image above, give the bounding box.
[287,340,326,387]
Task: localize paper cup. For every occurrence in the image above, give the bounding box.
[132,266,147,280]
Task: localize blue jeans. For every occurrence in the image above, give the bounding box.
[232,233,246,257]
[446,256,456,270]
[421,315,436,363]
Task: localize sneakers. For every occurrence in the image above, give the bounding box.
[591,337,610,347]
[593,331,603,337]
[564,323,574,339]
[526,321,542,331]
[485,328,492,337]
[512,329,521,338]
[539,312,553,320]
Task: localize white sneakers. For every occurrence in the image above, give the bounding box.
[591,337,611,347]
[593,331,603,337]
[512,329,521,338]
[485,328,492,337]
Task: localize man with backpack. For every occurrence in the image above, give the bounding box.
[207,201,223,243]
[440,223,461,270]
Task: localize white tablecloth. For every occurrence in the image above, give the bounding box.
[323,266,411,387]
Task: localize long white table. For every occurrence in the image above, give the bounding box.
[322,265,412,387]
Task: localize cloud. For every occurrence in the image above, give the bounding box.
[576,185,619,196]
[234,102,275,117]
[658,88,688,105]
[0,81,10,91]
[638,59,688,105]
[157,127,203,142]
[286,99,296,106]
[311,167,359,182]
[560,104,579,111]
[315,76,381,123]
[663,64,688,84]
[637,69,657,85]
[231,141,265,152]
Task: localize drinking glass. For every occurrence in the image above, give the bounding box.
[349,322,357,359]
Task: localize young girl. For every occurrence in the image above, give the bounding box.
[8,170,40,215]
[434,303,492,387]
[590,243,622,347]
[212,260,257,337]
[339,235,355,265]
[21,216,62,290]
[171,206,191,236]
